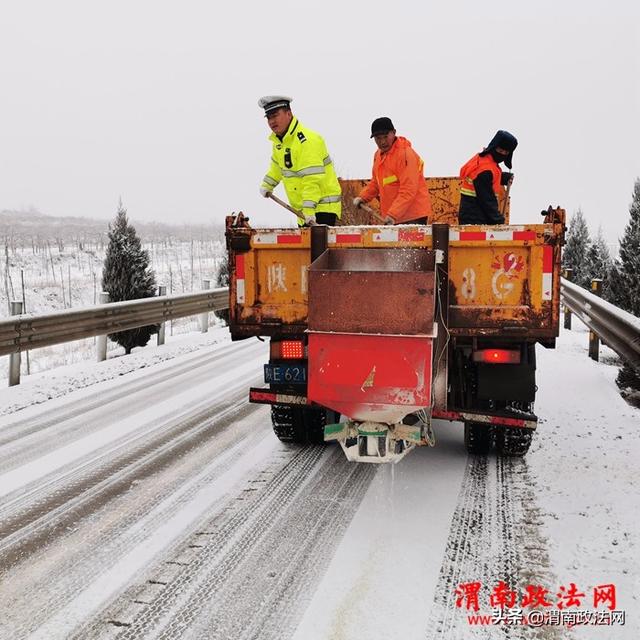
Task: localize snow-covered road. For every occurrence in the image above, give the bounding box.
[0,322,637,639]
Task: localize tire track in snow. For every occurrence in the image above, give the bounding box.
[0,338,264,468]
[425,454,565,639]
[0,340,267,554]
[96,443,328,639]
[185,449,376,640]
[0,385,254,566]
[74,446,376,640]
[0,403,278,638]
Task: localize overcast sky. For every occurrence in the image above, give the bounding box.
[1,1,638,246]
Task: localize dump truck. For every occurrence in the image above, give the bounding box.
[225,177,566,463]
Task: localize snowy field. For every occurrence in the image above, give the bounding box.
[0,215,226,377]
[0,314,637,639]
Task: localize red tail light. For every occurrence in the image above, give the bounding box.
[473,349,521,364]
[270,340,305,360]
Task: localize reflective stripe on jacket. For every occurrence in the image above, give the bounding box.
[260,118,342,223]
[459,153,502,198]
[358,136,432,224]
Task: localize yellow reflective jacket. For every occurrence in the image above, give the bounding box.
[261,118,342,223]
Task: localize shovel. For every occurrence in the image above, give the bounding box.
[267,192,313,225]
[355,201,393,225]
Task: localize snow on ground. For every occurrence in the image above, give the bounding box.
[0,233,225,377]
[292,428,469,640]
[27,427,278,640]
[0,324,231,417]
[1,309,637,638]
[529,316,639,638]
[0,235,224,324]
[289,314,639,639]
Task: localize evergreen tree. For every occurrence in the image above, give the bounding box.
[608,178,640,315]
[102,200,158,354]
[607,179,640,394]
[562,208,591,287]
[214,254,230,325]
[585,226,613,299]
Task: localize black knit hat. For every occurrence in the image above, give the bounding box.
[370,117,395,137]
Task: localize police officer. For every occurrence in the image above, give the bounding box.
[259,96,342,226]
[458,130,518,225]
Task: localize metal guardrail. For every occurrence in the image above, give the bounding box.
[561,278,640,374]
[0,288,229,358]
[6,278,637,381]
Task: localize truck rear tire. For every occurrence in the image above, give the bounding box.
[271,405,334,445]
[464,422,493,454]
[495,427,533,457]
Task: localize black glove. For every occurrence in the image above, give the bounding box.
[501,172,513,186]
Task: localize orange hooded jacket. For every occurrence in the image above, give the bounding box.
[359,136,432,223]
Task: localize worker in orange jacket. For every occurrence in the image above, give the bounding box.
[353,117,432,224]
[458,130,518,225]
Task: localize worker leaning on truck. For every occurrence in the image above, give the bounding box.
[353,117,433,224]
[458,130,518,225]
[258,95,342,226]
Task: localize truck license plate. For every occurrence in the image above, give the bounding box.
[264,364,307,385]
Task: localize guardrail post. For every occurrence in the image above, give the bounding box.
[97,291,110,362]
[157,285,167,345]
[9,301,23,386]
[588,278,603,361]
[563,268,573,329]
[200,279,211,333]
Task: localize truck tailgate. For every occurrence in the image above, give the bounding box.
[227,223,561,340]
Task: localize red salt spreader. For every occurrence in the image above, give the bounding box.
[306,247,440,463]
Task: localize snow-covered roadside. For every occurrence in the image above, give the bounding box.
[0,326,233,417]
[1,307,637,638]
[531,317,639,637]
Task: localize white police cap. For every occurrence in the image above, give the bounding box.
[258,95,293,115]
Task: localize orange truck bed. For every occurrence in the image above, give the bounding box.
[227,220,564,342]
